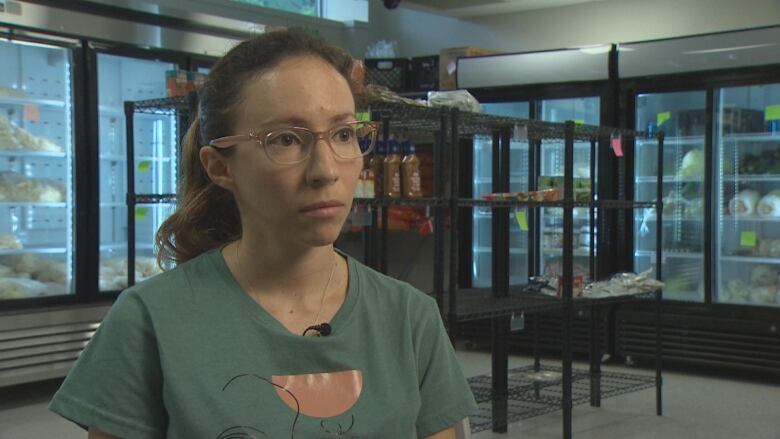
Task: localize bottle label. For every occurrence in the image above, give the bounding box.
[411,171,421,192]
[392,171,401,193]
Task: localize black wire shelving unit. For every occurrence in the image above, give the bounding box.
[123,94,196,286]
[361,100,666,438]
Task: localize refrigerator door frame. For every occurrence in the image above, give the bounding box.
[619,64,780,317]
[0,29,85,311]
[88,43,188,302]
[466,79,617,286]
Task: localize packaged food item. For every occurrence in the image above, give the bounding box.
[557,275,584,297]
[369,140,386,197]
[165,69,188,97]
[0,234,22,250]
[757,190,780,217]
[383,139,401,198]
[750,265,777,287]
[728,189,760,215]
[401,140,422,198]
[538,176,591,202]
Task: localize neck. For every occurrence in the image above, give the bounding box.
[232,230,337,299]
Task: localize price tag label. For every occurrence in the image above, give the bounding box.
[514,209,528,231]
[657,111,671,127]
[764,104,780,121]
[134,207,149,221]
[740,231,757,247]
[23,104,40,122]
[138,161,152,172]
[355,111,371,122]
[611,135,624,157]
[510,312,525,332]
[573,118,585,125]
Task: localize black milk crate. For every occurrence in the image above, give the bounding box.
[410,55,439,91]
[364,58,410,92]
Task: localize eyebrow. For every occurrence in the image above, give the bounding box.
[262,113,357,127]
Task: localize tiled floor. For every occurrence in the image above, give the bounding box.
[1,351,779,439]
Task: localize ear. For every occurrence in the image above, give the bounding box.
[200,147,236,192]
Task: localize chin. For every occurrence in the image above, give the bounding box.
[300,224,344,247]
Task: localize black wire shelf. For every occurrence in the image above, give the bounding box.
[366,101,446,131]
[131,193,177,204]
[353,197,447,207]
[126,95,195,115]
[458,198,660,209]
[447,287,655,322]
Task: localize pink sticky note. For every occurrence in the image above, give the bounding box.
[611,136,624,157]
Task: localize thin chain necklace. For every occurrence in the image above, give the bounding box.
[235,241,337,335]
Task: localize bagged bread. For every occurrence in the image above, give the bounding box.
[757,190,780,217]
[728,189,760,215]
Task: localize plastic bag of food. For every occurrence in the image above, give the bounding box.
[729,189,760,215]
[0,277,48,299]
[757,190,780,217]
[427,90,483,113]
[750,265,777,286]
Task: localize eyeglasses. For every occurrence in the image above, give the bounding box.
[207,121,379,165]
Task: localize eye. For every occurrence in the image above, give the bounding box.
[333,126,356,143]
[267,130,304,148]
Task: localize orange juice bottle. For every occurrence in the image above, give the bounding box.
[384,140,402,198]
[401,140,422,198]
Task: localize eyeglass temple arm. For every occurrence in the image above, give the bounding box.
[207,134,254,149]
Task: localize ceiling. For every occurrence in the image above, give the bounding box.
[401,0,610,18]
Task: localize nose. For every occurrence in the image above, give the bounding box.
[305,135,339,187]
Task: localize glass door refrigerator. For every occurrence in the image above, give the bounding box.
[715,83,780,308]
[472,102,530,287]
[0,36,76,302]
[538,97,599,279]
[96,51,182,293]
[634,91,707,302]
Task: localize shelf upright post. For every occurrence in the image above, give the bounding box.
[588,136,600,408]
[124,101,136,288]
[433,112,447,313]
[490,126,511,433]
[380,115,391,274]
[655,131,665,416]
[562,121,575,439]
[448,110,460,330]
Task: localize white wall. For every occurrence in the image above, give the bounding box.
[371,0,780,57]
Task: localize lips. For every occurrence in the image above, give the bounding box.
[300,200,345,213]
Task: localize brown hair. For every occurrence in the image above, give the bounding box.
[155,29,355,268]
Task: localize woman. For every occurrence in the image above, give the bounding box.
[49,30,477,438]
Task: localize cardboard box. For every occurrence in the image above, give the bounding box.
[439,47,496,90]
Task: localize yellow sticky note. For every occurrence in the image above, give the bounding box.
[764,104,780,121]
[134,207,149,221]
[740,231,757,247]
[138,161,151,172]
[657,111,671,127]
[355,111,371,122]
[515,209,529,231]
[574,119,585,125]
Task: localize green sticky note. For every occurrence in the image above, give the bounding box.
[515,209,529,231]
[764,104,780,121]
[573,119,585,125]
[135,207,149,221]
[138,161,151,172]
[740,231,757,247]
[657,112,671,127]
[356,111,371,122]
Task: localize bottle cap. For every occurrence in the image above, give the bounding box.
[375,140,387,155]
[387,139,400,154]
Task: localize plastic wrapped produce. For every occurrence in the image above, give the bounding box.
[678,149,705,178]
[750,265,777,287]
[0,277,47,299]
[728,189,760,215]
[749,286,776,304]
[724,280,750,302]
[0,234,22,250]
[756,190,780,217]
[756,239,780,258]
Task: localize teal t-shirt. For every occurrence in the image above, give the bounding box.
[49,248,477,438]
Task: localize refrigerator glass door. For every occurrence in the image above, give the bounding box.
[634,91,706,302]
[715,84,780,307]
[0,38,74,301]
[473,102,530,287]
[538,97,598,279]
[98,54,177,292]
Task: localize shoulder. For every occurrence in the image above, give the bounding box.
[348,256,438,315]
[117,249,220,310]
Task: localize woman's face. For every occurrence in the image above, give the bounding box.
[225,55,361,248]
